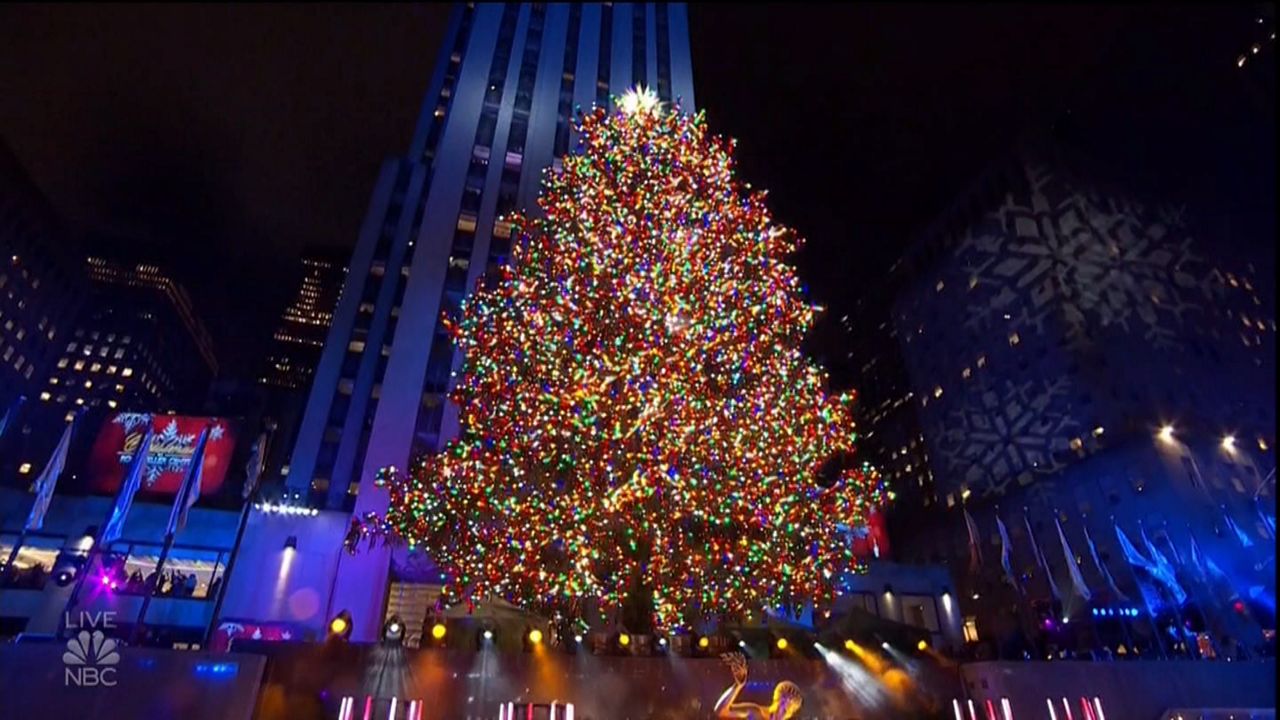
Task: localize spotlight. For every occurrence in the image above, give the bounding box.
[657,637,667,647]
[1158,425,1176,444]
[1222,435,1237,452]
[844,639,857,652]
[738,640,747,648]
[917,639,928,651]
[574,634,583,644]
[618,633,631,647]
[881,641,890,650]
[328,610,353,641]
[775,637,788,651]
[383,615,404,643]
[528,628,543,645]
[697,636,710,649]
[431,622,447,640]
[483,629,494,641]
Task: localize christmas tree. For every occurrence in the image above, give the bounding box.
[373,88,884,631]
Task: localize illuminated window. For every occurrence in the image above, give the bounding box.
[935,280,945,292]
[976,355,987,368]
[962,616,979,643]
[115,384,124,393]
[1069,437,1083,451]
[962,367,971,379]
[1008,332,1021,346]
[107,400,117,409]
[39,391,51,401]
[933,386,943,398]
[347,481,360,496]
[348,340,366,353]
[90,363,101,373]
[83,380,93,389]
[18,463,32,474]
[74,360,85,371]
[114,348,125,359]
[107,365,117,375]
[75,398,84,406]
[121,367,133,377]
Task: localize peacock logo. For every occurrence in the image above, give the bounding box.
[63,630,120,686]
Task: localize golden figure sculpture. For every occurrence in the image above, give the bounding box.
[714,652,803,719]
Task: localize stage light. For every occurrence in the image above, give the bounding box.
[431,622,447,640]
[881,641,890,649]
[775,637,789,651]
[657,637,667,647]
[528,628,543,645]
[574,634,583,644]
[1222,435,1237,452]
[738,640,747,648]
[698,636,710,649]
[483,629,494,641]
[1158,425,1175,444]
[618,633,630,647]
[917,639,928,651]
[844,639,857,652]
[328,610,352,640]
[383,615,404,643]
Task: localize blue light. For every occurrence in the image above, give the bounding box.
[194,662,239,678]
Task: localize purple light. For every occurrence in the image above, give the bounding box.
[100,575,112,586]
[1043,618,1055,630]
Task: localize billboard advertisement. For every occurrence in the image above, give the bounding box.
[86,412,237,497]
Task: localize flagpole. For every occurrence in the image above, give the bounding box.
[59,427,156,638]
[1114,516,1168,660]
[130,424,210,645]
[203,423,275,648]
[1,409,78,598]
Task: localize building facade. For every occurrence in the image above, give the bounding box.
[259,245,348,393]
[0,140,87,481]
[36,255,218,420]
[884,139,1276,655]
[250,2,697,641]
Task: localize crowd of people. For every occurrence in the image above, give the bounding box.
[0,561,49,589]
[99,554,221,599]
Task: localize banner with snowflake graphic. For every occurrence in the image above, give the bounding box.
[85,413,237,498]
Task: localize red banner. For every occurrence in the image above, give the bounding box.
[86,413,237,497]
[850,508,890,560]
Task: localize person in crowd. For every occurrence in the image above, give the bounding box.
[183,571,197,597]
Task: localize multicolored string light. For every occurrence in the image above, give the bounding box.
[372,88,885,631]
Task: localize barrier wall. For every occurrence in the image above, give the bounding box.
[0,644,265,720]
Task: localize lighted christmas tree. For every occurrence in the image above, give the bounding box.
[373,88,884,631]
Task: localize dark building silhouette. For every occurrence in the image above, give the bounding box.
[0,139,87,481]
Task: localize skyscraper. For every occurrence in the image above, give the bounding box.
[263,2,696,641]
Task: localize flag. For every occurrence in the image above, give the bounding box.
[1187,530,1208,582]
[1256,501,1275,540]
[0,394,25,441]
[1083,522,1127,601]
[963,506,984,573]
[1141,521,1187,603]
[1119,524,1186,605]
[1161,523,1183,565]
[100,427,154,545]
[1024,511,1061,601]
[1222,508,1254,548]
[1054,516,1092,602]
[165,426,210,535]
[996,513,1021,593]
[25,413,78,531]
[242,431,267,500]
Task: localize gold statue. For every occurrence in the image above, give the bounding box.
[714,652,803,719]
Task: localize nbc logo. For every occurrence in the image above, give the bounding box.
[64,630,120,687]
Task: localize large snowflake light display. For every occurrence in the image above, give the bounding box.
[372,88,884,630]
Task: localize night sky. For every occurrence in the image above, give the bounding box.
[1,3,1273,376]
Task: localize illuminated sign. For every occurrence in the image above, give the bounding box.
[86,413,237,497]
